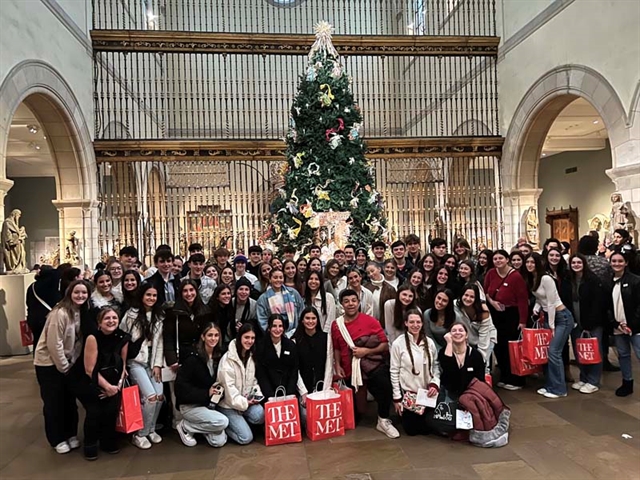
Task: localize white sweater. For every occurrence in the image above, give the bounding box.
[390,334,440,401]
[532,275,564,329]
[217,339,262,412]
[309,292,337,333]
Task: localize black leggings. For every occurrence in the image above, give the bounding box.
[348,365,393,419]
[35,366,78,447]
[401,408,433,436]
[77,388,121,449]
[491,306,526,387]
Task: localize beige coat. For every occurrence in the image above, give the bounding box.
[33,307,82,373]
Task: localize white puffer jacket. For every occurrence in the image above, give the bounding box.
[120,308,164,368]
[217,338,262,412]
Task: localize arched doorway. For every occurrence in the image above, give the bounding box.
[0,60,98,270]
[501,65,638,249]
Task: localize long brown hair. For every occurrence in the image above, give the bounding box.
[56,279,92,313]
[403,308,432,376]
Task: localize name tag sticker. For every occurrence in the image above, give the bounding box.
[503,283,508,287]
[623,284,628,287]
[284,350,290,355]
[467,367,474,372]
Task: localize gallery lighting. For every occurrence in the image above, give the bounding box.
[27,125,38,134]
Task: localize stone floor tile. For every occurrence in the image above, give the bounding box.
[472,460,545,480]
[540,398,639,436]
[396,434,521,469]
[214,442,310,480]
[305,439,411,477]
[372,464,481,480]
[510,440,597,479]
[508,402,569,429]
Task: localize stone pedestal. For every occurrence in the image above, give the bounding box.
[0,272,35,356]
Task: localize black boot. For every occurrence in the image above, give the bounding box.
[84,444,98,461]
[615,379,634,397]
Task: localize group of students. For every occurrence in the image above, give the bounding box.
[27,229,640,459]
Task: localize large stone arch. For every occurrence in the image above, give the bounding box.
[0,60,99,266]
[501,64,639,247]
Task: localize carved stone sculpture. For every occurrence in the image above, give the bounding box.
[2,209,29,273]
[64,230,81,265]
[524,206,539,249]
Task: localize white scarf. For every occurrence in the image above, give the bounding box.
[335,315,363,391]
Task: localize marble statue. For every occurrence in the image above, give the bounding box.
[610,192,638,244]
[2,209,29,273]
[610,192,627,232]
[524,206,539,249]
[64,230,80,265]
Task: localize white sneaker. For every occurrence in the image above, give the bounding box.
[502,384,523,391]
[543,391,567,399]
[54,441,70,454]
[67,436,80,449]
[148,432,162,444]
[496,382,506,388]
[177,420,197,447]
[132,435,152,450]
[579,383,599,394]
[536,388,548,396]
[376,417,400,439]
[571,381,585,391]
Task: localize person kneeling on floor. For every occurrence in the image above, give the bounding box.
[174,322,229,447]
[332,289,400,439]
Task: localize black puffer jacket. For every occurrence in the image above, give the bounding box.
[561,272,607,331]
[175,351,220,408]
[607,271,640,335]
[163,303,211,366]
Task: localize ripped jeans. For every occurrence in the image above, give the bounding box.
[128,361,164,436]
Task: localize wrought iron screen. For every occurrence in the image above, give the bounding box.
[97,155,501,262]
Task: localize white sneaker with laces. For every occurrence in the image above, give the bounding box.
[132,434,152,450]
[543,391,567,399]
[148,432,162,444]
[67,436,80,449]
[571,381,585,391]
[579,383,599,394]
[54,441,70,454]
[177,420,197,447]
[376,417,400,439]
[536,388,547,395]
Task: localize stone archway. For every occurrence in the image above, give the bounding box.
[0,60,98,267]
[501,64,639,247]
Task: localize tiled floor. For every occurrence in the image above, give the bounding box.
[1,356,639,480]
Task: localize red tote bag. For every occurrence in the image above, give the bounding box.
[115,384,144,434]
[522,319,552,365]
[20,320,33,347]
[576,332,602,365]
[306,389,345,441]
[509,337,543,377]
[264,387,302,446]
[332,380,355,430]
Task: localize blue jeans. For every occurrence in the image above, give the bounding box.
[613,334,640,381]
[128,361,164,436]
[179,405,229,447]
[219,404,264,445]
[544,309,574,395]
[570,326,603,387]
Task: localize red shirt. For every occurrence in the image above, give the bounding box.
[331,313,387,377]
[483,268,529,325]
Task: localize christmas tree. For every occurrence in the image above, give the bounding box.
[270,21,386,255]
